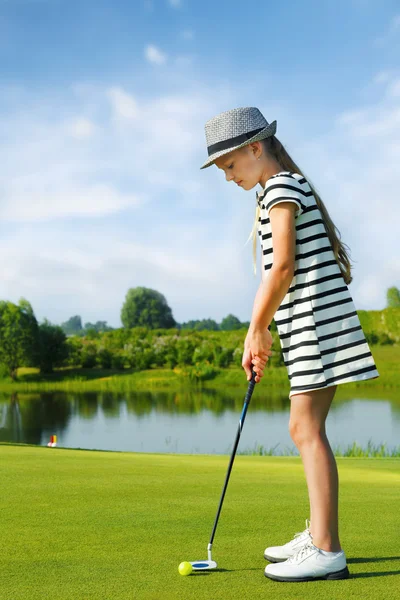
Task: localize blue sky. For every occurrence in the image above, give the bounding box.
[1,0,399,328]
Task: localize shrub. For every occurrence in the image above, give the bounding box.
[214,347,234,368]
[96,348,113,369]
[65,336,84,367]
[365,331,379,346]
[81,343,97,368]
[379,332,394,345]
[176,337,196,366]
[233,347,243,368]
[192,340,214,363]
[0,362,9,379]
[125,345,156,370]
[111,352,126,370]
[180,362,219,382]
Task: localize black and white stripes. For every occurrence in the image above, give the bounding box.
[256,171,379,398]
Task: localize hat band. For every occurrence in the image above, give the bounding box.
[207,127,265,156]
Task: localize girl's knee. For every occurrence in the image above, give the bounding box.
[289,419,325,447]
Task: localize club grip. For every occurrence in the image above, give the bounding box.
[244,369,257,404]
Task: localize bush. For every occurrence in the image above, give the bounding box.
[176,338,196,366]
[164,348,178,369]
[124,344,155,370]
[81,343,97,368]
[192,340,214,363]
[214,347,234,368]
[379,333,394,345]
[65,336,84,367]
[180,362,219,382]
[96,348,113,369]
[365,331,379,346]
[232,347,243,368]
[0,362,9,379]
[111,352,126,370]
[268,348,285,368]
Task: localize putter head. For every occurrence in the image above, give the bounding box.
[190,560,218,571]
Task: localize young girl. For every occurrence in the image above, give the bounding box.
[200,107,380,583]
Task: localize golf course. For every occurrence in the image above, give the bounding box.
[0,443,398,600]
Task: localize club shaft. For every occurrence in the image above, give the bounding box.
[209,370,257,546]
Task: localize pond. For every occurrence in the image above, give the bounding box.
[0,386,399,454]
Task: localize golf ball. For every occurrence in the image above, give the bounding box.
[178,561,193,576]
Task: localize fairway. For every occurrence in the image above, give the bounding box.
[0,444,399,600]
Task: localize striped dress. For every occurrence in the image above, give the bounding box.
[256,170,380,399]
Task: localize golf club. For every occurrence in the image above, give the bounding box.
[186,367,258,571]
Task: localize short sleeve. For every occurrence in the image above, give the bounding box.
[264,174,306,219]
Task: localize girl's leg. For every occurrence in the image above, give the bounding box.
[289,385,341,552]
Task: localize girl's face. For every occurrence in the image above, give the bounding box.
[214,144,262,190]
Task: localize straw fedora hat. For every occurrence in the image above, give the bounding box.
[200,106,277,170]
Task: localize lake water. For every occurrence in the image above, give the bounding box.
[1,387,399,454]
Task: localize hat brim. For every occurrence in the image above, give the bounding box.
[199,120,277,170]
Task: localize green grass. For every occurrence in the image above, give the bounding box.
[0,444,399,600]
[237,440,400,457]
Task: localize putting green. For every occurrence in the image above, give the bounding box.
[0,444,398,600]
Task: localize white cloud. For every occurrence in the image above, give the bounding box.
[1,67,399,326]
[386,78,400,97]
[335,104,400,138]
[0,84,217,223]
[107,86,139,121]
[168,0,182,8]
[181,29,194,40]
[145,44,167,65]
[373,70,393,84]
[0,223,251,327]
[295,72,400,310]
[65,117,96,139]
[390,14,400,31]
[373,14,400,47]
[174,54,195,67]
[0,182,144,222]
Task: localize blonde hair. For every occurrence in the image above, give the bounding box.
[246,135,354,285]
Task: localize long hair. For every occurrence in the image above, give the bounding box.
[247,135,354,285]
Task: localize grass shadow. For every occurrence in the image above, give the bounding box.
[347,555,400,578]
[191,568,230,576]
[347,556,400,564]
[349,570,400,579]
[14,367,139,384]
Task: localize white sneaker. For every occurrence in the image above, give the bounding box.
[264,519,312,562]
[264,540,350,582]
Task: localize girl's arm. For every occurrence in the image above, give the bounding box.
[248,202,297,333]
[242,203,297,381]
[248,265,293,334]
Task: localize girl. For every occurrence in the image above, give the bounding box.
[200,107,380,583]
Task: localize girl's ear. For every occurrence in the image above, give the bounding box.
[250,141,262,158]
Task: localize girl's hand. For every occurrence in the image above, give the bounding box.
[243,327,273,383]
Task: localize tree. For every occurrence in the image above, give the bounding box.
[121,287,176,329]
[180,319,220,331]
[220,314,244,331]
[84,321,114,333]
[61,315,83,335]
[37,319,69,374]
[0,298,39,380]
[85,328,100,340]
[387,287,400,308]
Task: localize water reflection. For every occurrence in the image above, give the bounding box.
[0,388,398,454]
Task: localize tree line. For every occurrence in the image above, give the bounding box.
[61,287,250,336]
[1,286,399,381]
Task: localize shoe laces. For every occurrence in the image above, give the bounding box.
[292,518,311,541]
[287,540,316,564]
